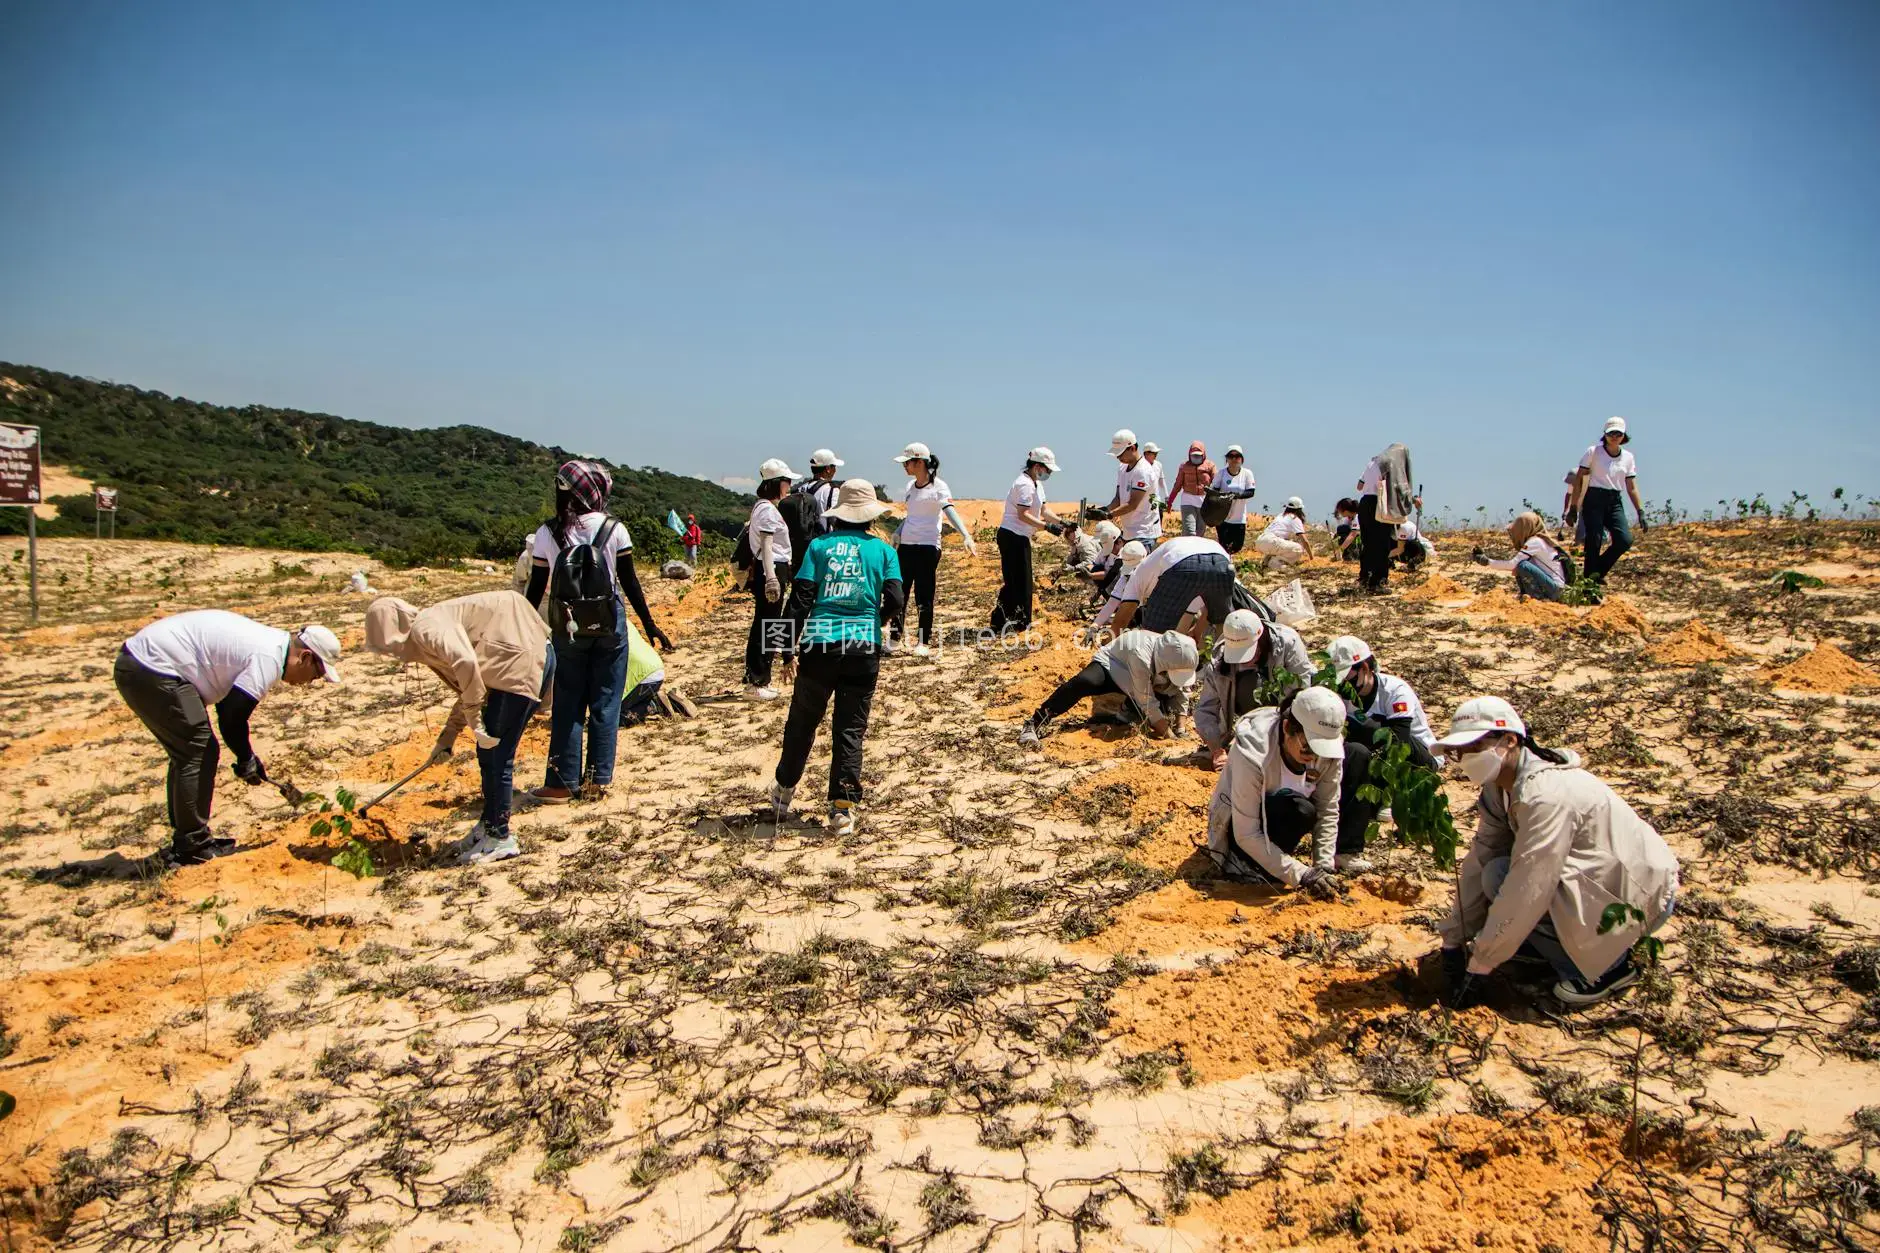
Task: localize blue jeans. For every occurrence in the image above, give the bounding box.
[1515,557,1566,601]
[480,646,554,834]
[1581,487,1633,580]
[546,607,630,789]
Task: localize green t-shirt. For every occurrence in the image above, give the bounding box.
[796,530,901,647]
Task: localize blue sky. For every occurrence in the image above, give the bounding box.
[3,1,1876,518]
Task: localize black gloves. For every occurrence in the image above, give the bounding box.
[1563,508,1578,526]
[234,756,266,785]
[1299,868,1339,901]
[648,626,675,650]
[1470,546,1489,566]
[1440,947,1479,1009]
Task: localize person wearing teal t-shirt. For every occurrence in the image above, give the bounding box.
[769,479,905,836]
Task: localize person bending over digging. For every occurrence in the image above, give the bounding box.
[1434,696,1678,1008]
[1103,534,1234,644]
[365,592,553,866]
[1326,635,1439,763]
[1019,628,1197,748]
[114,610,341,865]
[1205,687,1353,897]
[769,479,904,836]
[1192,609,1313,770]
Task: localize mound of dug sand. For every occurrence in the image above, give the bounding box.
[1466,588,1648,637]
[1651,619,1739,665]
[1182,1114,1630,1251]
[1403,572,1473,603]
[1583,593,1650,637]
[1761,642,1880,694]
[1073,878,1422,958]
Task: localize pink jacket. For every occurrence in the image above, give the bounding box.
[1167,441,1217,505]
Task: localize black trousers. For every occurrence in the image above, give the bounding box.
[775,647,881,802]
[1244,743,1375,865]
[1357,494,1395,591]
[990,527,1033,633]
[1217,522,1247,554]
[1031,659,1136,726]
[893,544,942,645]
[744,560,792,686]
[114,648,217,854]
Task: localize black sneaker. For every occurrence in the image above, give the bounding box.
[1553,955,1639,1007]
[168,838,237,867]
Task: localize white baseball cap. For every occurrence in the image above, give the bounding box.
[1602,416,1630,444]
[893,442,932,464]
[1026,446,1060,472]
[1225,444,1244,457]
[1435,696,1528,749]
[1166,665,1198,689]
[1093,520,1121,545]
[759,458,800,481]
[1119,540,1149,568]
[1327,635,1374,683]
[1108,429,1138,456]
[1285,495,1305,511]
[1142,440,1161,454]
[809,448,844,469]
[1218,608,1266,664]
[1290,687,1347,759]
[296,624,343,683]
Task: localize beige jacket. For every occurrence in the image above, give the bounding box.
[1441,748,1678,978]
[1206,705,1341,887]
[364,593,552,751]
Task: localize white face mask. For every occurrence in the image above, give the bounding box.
[1189,453,1204,464]
[1459,745,1508,786]
[1166,668,1197,689]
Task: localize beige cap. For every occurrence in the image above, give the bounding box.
[296,624,342,683]
[1602,416,1630,444]
[1327,635,1374,683]
[1119,540,1149,569]
[1026,446,1060,472]
[759,458,800,481]
[1108,429,1138,456]
[1218,608,1265,664]
[1290,687,1347,759]
[809,448,844,468]
[1435,696,1527,749]
[893,442,932,464]
[825,478,892,524]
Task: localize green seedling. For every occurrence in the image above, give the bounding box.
[191,894,231,1050]
[1772,570,1825,594]
[308,788,376,914]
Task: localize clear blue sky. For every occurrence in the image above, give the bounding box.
[3,1,1876,519]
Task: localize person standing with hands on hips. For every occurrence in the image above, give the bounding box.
[114,611,342,865]
[1565,417,1647,584]
[890,442,976,656]
[769,479,904,836]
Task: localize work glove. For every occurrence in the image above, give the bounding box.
[1299,867,1339,901]
[648,626,675,650]
[1563,508,1578,526]
[234,756,266,785]
[1144,719,1171,741]
[473,729,501,751]
[1636,515,1650,533]
[1440,946,1480,1010]
[1470,546,1489,566]
[764,578,782,602]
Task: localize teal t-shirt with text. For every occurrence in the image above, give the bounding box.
[797,531,902,647]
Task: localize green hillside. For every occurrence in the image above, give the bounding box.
[0,363,750,565]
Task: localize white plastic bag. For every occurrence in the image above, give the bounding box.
[1267,578,1316,626]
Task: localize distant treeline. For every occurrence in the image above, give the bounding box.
[0,363,751,565]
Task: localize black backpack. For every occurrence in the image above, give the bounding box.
[549,518,621,638]
[779,493,822,571]
[1554,541,1579,587]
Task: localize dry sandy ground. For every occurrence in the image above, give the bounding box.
[1,517,1877,1252]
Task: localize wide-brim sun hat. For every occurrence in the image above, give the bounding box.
[1026,446,1060,472]
[1219,608,1266,664]
[297,624,343,683]
[759,458,801,481]
[1435,695,1528,749]
[893,442,933,464]
[826,478,892,524]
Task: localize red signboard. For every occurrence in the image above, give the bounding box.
[0,423,40,507]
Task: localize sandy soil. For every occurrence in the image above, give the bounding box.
[1,516,1877,1251]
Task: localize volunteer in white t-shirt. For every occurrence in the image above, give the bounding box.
[1211,446,1257,552]
[890,442,977,655]
[115,611,341,864]
[992,447,1068,633]
[1103,429,1164,546]
[524,459,675,801]
[1141,442,1167,513]
[1566,416,1646,582]
[1392,519,1434,573]
[1474,511,1570,602]
[1327,635,1439,759]
[744,458,800,700]
[1108,534,1234,638]
[1255,497,1313,570]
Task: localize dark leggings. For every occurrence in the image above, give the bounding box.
[1031,660,1133,726]
[990,528,1034,633]
[1357,494,1395,591]
[894,544,942,645]
[743,560,791,686]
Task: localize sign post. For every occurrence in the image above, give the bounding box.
[94,486,119,539]
[0,423,42,623]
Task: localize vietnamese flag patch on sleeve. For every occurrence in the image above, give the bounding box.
[1393,701,1409,713]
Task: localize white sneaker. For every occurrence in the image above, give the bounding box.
[455,830,521,866]
[828,803,856,836]
[1017,723,1041,748]
[1334,853,1375,874]
[770,781,795,823]
[745,685,781,702]
[442,821,486,857]
[911,644,931,658]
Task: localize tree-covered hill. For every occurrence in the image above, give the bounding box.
[0,363,750,565]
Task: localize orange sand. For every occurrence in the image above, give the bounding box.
[1061,763,1217,832]
[1650,619,1739,665]
[1583,594,1650,637]
[1760,642,1880,694]
[1073,879,1423,958]
[1404,572,1474,604]
[1466,588,1648,637]
[1183,1114,1629,1251]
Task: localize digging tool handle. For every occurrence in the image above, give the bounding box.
[359,756,439,816]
